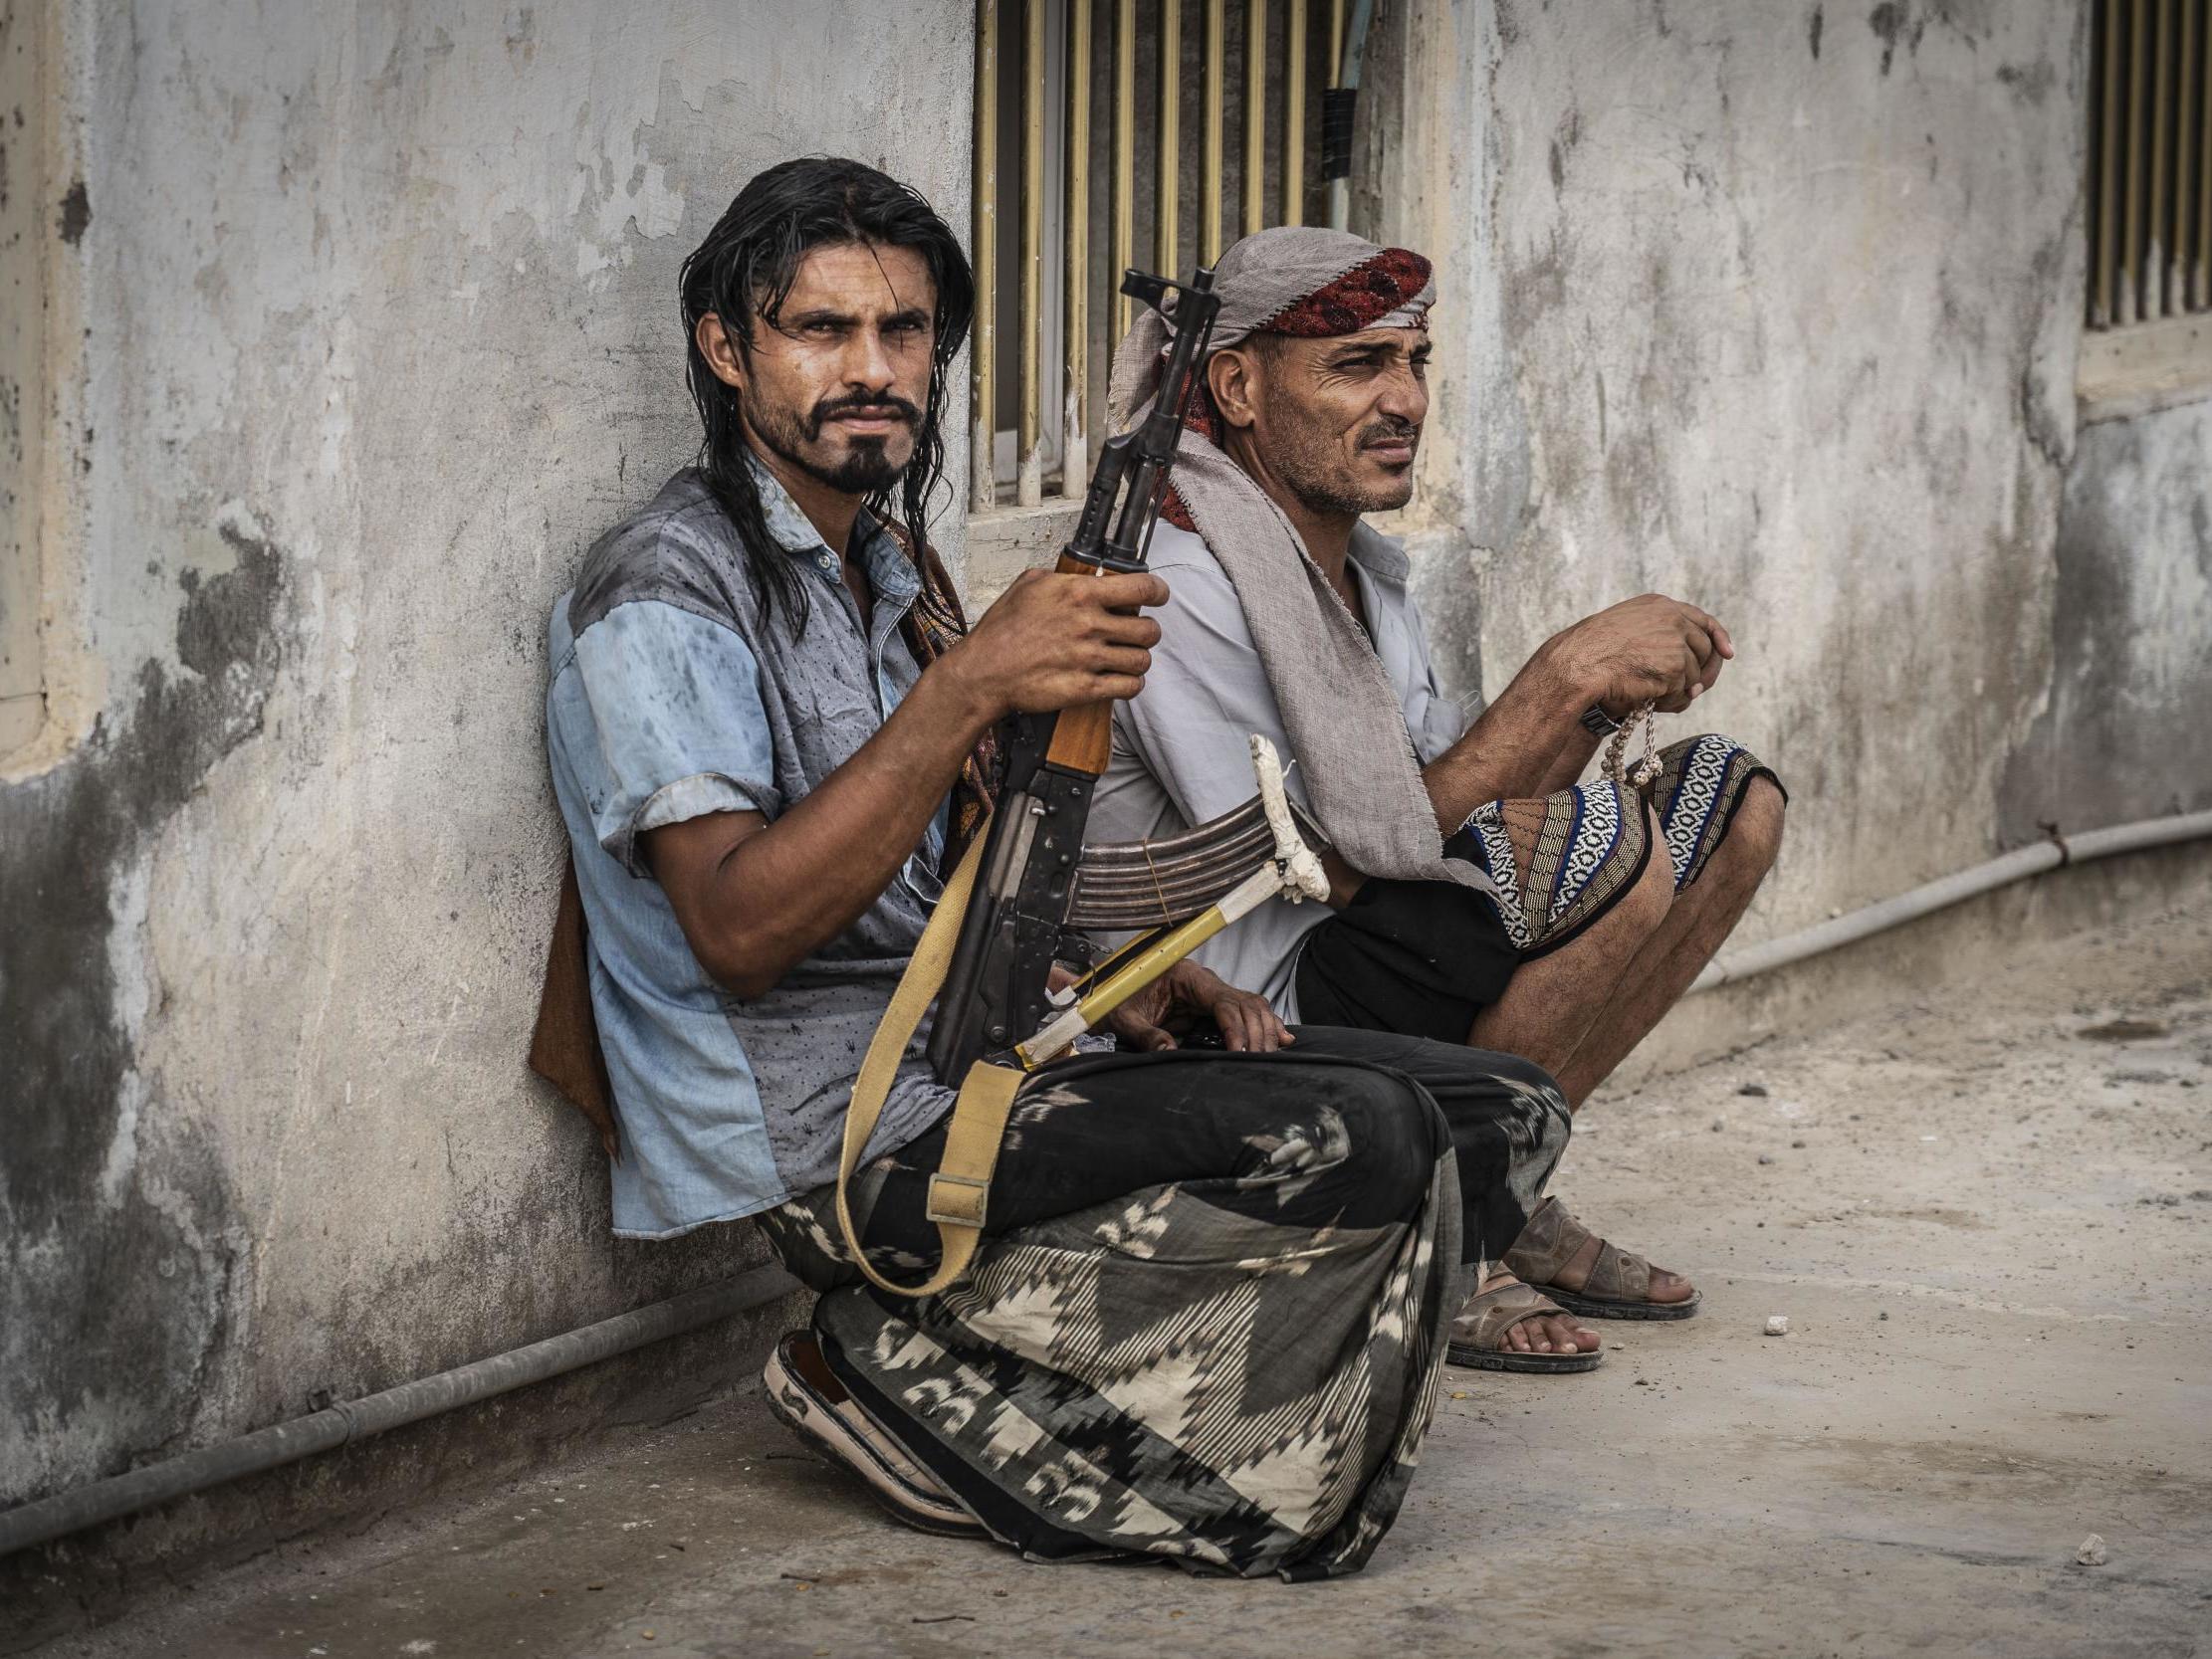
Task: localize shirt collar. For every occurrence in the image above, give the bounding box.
[746,454,920,601]
[1347,519,1412,584]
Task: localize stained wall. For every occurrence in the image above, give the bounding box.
[0,0,973,1531]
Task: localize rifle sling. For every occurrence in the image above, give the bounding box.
[835,818,1023,1299]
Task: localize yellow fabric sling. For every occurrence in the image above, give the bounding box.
[834,818,1025,1299]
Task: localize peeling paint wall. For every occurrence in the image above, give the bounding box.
[0,0,973,1519]
[1376,0,2205,945]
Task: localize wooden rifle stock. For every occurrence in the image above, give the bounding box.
[1040,555,1124,777]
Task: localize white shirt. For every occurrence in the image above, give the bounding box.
[1088,519,1469,1020]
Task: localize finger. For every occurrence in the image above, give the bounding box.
[1083,673,1147,703]
[1088,571,1172,610]
[1678,601,1729,656]
[1094,611,1164,648]
[1085,645,1155,679]
[1219,1009,1249,1052]
[1133,1023,1177,1052]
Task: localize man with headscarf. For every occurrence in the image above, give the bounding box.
[538,164,1588,1577]
[1090,227,1787,1356]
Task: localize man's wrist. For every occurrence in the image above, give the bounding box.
[919,646,1004,736]
[1527,640,1600,726]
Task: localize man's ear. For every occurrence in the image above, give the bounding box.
[695,312,746,391]
[1207,345,1260,431]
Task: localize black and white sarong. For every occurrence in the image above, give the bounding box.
[756,1029,1570,1580]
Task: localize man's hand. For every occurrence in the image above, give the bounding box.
[1102,959,1294,1053]
[939,567,1170,721]
[1542,592,1735,715]
[648,565,1168,999]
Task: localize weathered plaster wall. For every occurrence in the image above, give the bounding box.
[0,0,973,1520]
[2000,398,2212,835]
[1370,0,2208,948]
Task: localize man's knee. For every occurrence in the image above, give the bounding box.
[1719,775,1786,879]
[1618,809,1677,933]
[1331,1066,1441,1223]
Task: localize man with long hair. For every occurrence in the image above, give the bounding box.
[542,160,1580,1576]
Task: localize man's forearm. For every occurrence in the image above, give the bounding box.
[678,663,995,994]
[1420,646,1592,829]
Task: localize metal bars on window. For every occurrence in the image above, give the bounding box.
[971,0,1335,511]
[2088,0,2212,329]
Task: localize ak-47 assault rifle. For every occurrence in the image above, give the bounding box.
[926,265,1328,1083]
[838,265,1326,1299]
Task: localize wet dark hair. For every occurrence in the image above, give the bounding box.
[678,157,975,627]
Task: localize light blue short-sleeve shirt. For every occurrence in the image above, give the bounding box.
[546,465,953,1239]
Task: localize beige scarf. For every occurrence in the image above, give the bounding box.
[1107,227,1493,897]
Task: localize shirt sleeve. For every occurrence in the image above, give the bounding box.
[567,599,780,878]
[1115,553,1309,830]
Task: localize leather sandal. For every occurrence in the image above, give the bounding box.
[1503,1195,1702,1321]
[1447,1278,1606,1372]
[762,1332,985,1537]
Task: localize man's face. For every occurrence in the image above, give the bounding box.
[714,241,938,497]
[1226,326,1431,517]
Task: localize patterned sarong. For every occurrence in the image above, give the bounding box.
[1459,733,1782,957]
[756,1032,1571,1580]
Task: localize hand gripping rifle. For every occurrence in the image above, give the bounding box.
[835,267,1328,1299]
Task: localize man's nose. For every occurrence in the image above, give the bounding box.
[1376,364,1428,425]
[845,325,897,393]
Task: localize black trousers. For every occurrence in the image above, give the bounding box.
[854,1027,1570,1275]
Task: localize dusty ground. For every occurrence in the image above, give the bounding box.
[18,897,2212,1658]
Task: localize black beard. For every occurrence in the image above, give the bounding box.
[746,386,918,497]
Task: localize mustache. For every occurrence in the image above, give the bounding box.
[1357,417,1420,450]
[807,391,923,441]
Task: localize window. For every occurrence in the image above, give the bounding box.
[2082,0,2212,420]
[0,0,51,757]
[965,0,1366,588]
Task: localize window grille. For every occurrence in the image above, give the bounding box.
[2086,0,2210,329]
[970,0,1354,514]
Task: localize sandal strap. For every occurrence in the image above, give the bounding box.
[1500,1195,1589,1284]
[1583,1239,1652,1303]
[1452,1279,1573,1351]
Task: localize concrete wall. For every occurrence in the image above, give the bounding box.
[6,0,2208,1596]
[0,0,973,1533]
[1371,0,2207,949]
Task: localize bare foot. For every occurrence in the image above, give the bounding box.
[1473,1270,1604,1354]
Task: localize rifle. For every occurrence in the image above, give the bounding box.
[837,266,1326,1300]
[927,265,1326,1083]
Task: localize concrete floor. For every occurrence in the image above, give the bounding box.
[23,899,2212,1659]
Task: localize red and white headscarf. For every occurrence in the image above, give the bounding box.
[1105,227,1489,901]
